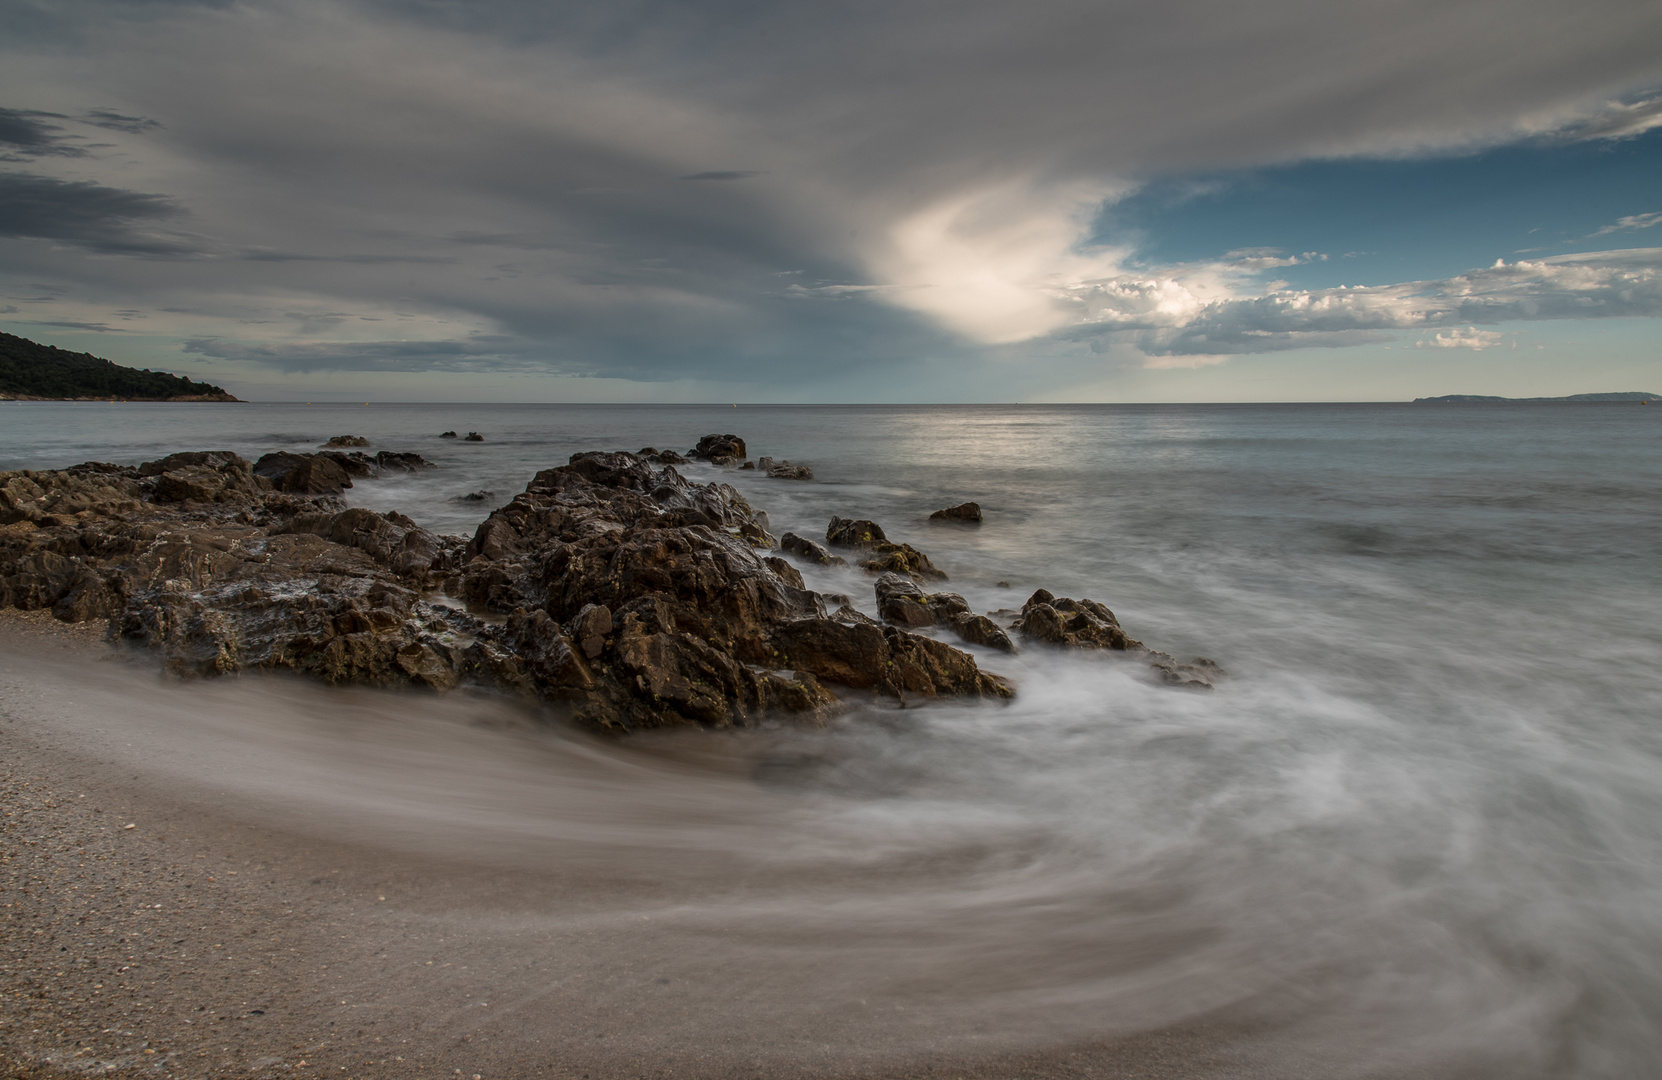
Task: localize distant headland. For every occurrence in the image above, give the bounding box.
[0,332,240,402]
[1414,392,1657,403]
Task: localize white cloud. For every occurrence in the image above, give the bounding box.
[1590,211,1662,237]
[1415,327,1507,350]
[1049,248,1662,356]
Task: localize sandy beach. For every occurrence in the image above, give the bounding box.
[1,611,1311,1080]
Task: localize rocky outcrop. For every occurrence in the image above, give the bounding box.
[2,442,1018,735]
[253,452,353,495]
[324,435,369,447]
[780,532,847,567]
[1015,588,1138,650]
[1013,588,1223,689]
[825,517,946,581]
[689,433,746,464]
[873,572,1015,653]
[930,501,982,523]
[757,456,813,480]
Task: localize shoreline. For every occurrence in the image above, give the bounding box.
[0,613,1290,1080]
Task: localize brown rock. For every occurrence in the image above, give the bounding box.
[929,501,982,523]
[252,452,353,495]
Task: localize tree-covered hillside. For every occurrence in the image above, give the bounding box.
[0,332,238,400]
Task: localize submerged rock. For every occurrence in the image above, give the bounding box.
[757,456,814,480]
[930,501,982,523]
[324,434,369,447]
[1013,588,1222,688]
[464,432,484,442]
[439,430,458,438]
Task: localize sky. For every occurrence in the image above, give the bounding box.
[1,0,1661,402]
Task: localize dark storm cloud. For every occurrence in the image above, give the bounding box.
[0,172,199,254]
[82,108,162,134]
[2,0,1662,392]
[0,108,86,159]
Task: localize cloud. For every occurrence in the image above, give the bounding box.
[182,335,537,374]
[2,0,1662,393]
[680,171,762,181]
[1550,94,1662,142]
[0,172,199,254]
[1590,211,1662,237]
[1415,327,1507,350]
[1055,248,1662,356]
[0,108,86,160]
[81,108,162,134]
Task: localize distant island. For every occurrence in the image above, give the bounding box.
[0,332,240,402]
[1414,392,1657,403]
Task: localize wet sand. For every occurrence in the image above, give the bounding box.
[1,611,1385,1080]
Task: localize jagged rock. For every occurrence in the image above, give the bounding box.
[690,433,746,464]
[324,435,369,447]
[930,501,982,523]
[873,572,967,627]
[464,432,484,442]
[253,452,353,495]
[871,572,1013,651]
[2,446,1020,734]
[764,556,806,590]
[272,506,449,581]
[826,517,887,548]
[825,517,946,580]
[1014,588,1138,650]
[946,612,1015,653]
[781,532,847,567]
[638,447,688,465]
[768,617,1012,702]
[1012,587,1218,688]
[321,450,377,477]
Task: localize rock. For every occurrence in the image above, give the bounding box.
[826,517,888,549]
[870,573,1009,650]
[824,516,944,579]
[1144,653,1226,690]
[781,532,847,567]
[452,490,494,503]
[690,433,747,462]
[872,572,968,627]
[374,451,434,471]
[1014,588,1138,650]
[946,612,1016,653]
[997,580,1011,588]
[252,452,353,495]
[930,501,982,523]
[1,446,1018,734]
[320,450,377,477]
[324,435,369,447]
[740,461,756,470]
[767,462,813,480]
[440,430,458,438]
[464,432,484,442]
[639,448,688,465]
[764,556,806,590]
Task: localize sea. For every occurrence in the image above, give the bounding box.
[4,400,1661,1077]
